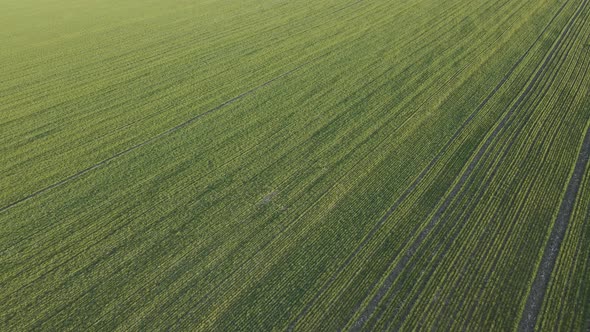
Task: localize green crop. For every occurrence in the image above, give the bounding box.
[1,0,589,330]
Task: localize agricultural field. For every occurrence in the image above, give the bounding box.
[1,0,589,330]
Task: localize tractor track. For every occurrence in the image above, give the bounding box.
[14,1,473,325]
[350,0,586,328]
[0,56,326,215]
[518,121,590,330]
[397,8,590,328]
[289,0,556,327]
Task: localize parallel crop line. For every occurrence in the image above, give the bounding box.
[390,35,590,328]
[518,121,590,331]
[124,1,504,327]
[4,1,472,326]
[350,0,586,328]
[434,40,590,329]
[287,0,545,328]
[414,5,590,327]
[8,0,462,324]
[0,56,324,215]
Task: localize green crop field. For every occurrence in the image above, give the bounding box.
[1,0,590,330]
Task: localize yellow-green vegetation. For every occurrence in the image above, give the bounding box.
[1,0,589,330]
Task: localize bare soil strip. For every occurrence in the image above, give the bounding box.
[350,0,587,328]
[290,3,573,329]
[387,6,590,327]
[166,3,506,327]
[518,123,590,331]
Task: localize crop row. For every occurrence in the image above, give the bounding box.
[1,0,589,330]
